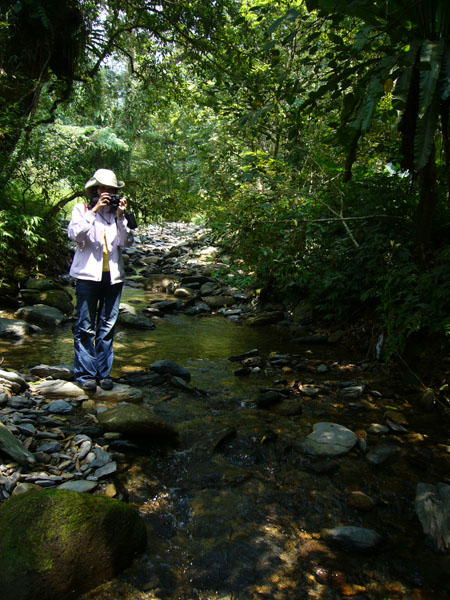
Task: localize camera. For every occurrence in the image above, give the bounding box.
[91,194,121,210]
[108,194,121,209]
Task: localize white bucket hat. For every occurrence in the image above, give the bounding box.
[84,168,125,190]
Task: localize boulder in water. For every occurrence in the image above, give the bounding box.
[0,489,147,600]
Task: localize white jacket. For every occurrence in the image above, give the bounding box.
[68,203,133,283]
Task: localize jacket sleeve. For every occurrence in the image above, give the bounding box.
[67,204,97,244]
[116,214,134,248]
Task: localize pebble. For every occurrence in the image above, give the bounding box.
[47,400,73,414]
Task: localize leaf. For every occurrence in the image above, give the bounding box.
[414,92,440,171]
[384,78,394,93]
[267,16,286,37]
[352,25,374,52]
[418,40,445,118]
[440,45,450,101]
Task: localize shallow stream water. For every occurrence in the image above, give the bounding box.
[2,286,450,600]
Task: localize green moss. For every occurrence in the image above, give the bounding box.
[0,489,147,600]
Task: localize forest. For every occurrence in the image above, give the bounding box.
[2,0,450,363]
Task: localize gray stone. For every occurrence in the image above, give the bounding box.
[58,480,98,493]
[0,369,29,392]
[97,403,178,443]
[300,422,358,457]
[365,443,400,465]
[29,365,73,380]
[38,441,63,453]
[0,317,42,339]
[94,461,117,479]
[15,304,66,327]
[47,400,73,414]
[117,312,155,329]
[92,384,144,403]
[322,526,382,551]
[150,359,191,382]
[415,482,450,552]
[0,421,36,466]
[34,379,86,399]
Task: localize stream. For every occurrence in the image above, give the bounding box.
[1,224,450,600]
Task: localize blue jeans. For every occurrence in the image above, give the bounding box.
[73,272,123,384]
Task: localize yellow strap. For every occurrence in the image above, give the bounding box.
[102,233,110,271]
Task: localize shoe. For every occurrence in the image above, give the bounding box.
[99,378,114,391]
[80,379,97,392]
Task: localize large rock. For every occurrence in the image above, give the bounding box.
[0,489,147,600]
[321,526,382,552]
[150,359,191,382]
[0,317,41,339]
[93,384,144,403]
[0,368,29,392]
[300,422,358,457]
[33,379,86,399]
[97,403,178,443]
[0,421,36,466]
[202,295,236,309]
[19,289,73,315]
[15,304,66,327]
[415,482,450,552]
[29,365,73,380]
[117,312,155,329]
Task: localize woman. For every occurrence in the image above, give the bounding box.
[68,168,133,392]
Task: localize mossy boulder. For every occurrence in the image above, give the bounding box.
[0,489,147,600]
[19,289,73,314]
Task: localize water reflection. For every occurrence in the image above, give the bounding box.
[0,287,298,392]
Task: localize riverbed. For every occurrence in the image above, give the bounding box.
[1,225,450,600]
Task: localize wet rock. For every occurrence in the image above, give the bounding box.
[367,423,390,435]
[38,441,63,453]
[0,317,42,339]
[246,311,284,326]
[0,421,36,466]
[8,395,33,409]
[93,461,117,479]
[15,304,66,327]
[202,295,236,309]
[117,312,155,329]
[255,391,286,409]
[415,482,450,552]
[0,489,147,600]
[418,388,436,412]
[149,299,182,313]
[0,369,29,392]
[300,422,358,457]
[339,384,366,399]
[29,364,73,380]
[47,400,74,414]
[18,288,73,314]
[347,491,375,511]
[298,384,320,398]
[57,480,98,493]
[34,379,86,399]
[150,360,191,382]
[174,287,195,298]
[321,526,382,551]
[97,403,179,443]
[366,442,401,465]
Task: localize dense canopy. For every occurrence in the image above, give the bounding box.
[1,0,450,359]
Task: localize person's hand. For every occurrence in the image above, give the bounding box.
[117,197,128,217]
[91,192,112,213]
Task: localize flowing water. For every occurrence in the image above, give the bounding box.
[2,286,450,600]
